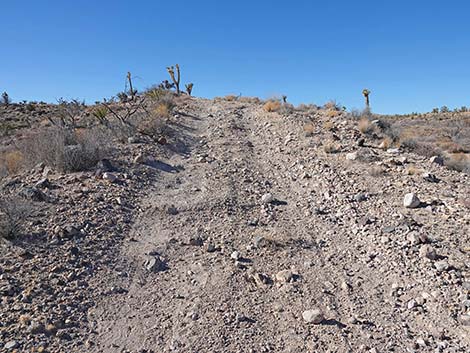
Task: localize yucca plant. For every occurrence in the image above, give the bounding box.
[185,83,194,96]
[167,64,181,95]
[92,106,110,126]
[362,89,371,108]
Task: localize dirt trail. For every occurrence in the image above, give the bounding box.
[87,99,470,353]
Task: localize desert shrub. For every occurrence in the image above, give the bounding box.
[278,103,294,115]
[46,98,85,128]
[323,140,341,153]
[379,137,392,150]
[445,153,470,173]
[238,96,261,104]
[0,196,32,239]
[440,106,450,113]
[19,127,107,172]
[358,118,374,134]
[405,165,423,175]
[0,150,24,175]
[263,100,282,113]
[323,120,334,131]
[1,92,11,106]
[303,123,315,136]
[323,100,341,111]
[368,165,386,176]
[224,95,238,102]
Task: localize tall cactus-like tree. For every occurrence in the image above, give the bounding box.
[185,83,194,96]
[127,72,135,101]
[362,89,371,108]
[167,64,181,95]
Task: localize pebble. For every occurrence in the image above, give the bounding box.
[275,270,294,283]
[261,193,274,204]
[434,260,450,272]
[419,244,437,260]
[102,172,117,183]
[302,308,324,324]
[231,251,241,260]
[403,193,421,208]
[4,341,19,350]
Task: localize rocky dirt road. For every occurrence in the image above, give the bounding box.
[85,99,470,353]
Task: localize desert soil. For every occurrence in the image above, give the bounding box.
[1,97,470,352]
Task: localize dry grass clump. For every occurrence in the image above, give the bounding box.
[326,110,341,118]
[224,95,238,101]
[0,150,24,175]
[263,100,282,113]
[238,96,261,104]
[405,164,423,175]
[358,118,374,134]
[368,165,386,176]
[19,127,107,172]
[379,137,392,150]
[0,196,32,239]
[322,121,334,131]
[445,153,470,173]
[323,140,341,154]
[303,123,315,136]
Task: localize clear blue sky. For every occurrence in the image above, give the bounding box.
[2,0,470,114]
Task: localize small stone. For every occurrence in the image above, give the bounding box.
[407,232,421,245]
[188,236,203,246]
[416,338,427,347]
[261,193,274,204]
[302,308,324,324]
[102,172,117,183]
[434,260,450,272]
[430,155,444,165]
[459,314,470,326]
[346,152,358,161]
[407,299,417,309]
[145,256,167,272]
[4,341,19,350]
[128,136,140,144]
[35,178,51,189]
[157,136,167,145]
[419,244,437,260]
[422,172,439,183]
[403,193,421,208]
[275,270,294,283]
[356,138,365,147]
[167,205,178,215]
[206,243,216,253]
[231,251,241,260]
[133,153,146,164]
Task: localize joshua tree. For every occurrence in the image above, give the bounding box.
[127,72,136,101]
[1,92,11,106]
[166,64,181,95]
[282,95,287,103]
[362,89,371,108]
[185,83,194,96]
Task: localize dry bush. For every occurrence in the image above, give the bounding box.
[264,100,281,113]
[358,118,374,134]
[224,95,238,102]
[322,121,334,131]
[323,140,341,153]
[296,103,319,112]
[19,127,107,172]
[0,150,24,175]
[0,196,32,239]
[368,165,386,176]
[326,110,340,118]
[303,123,315,136]
[238,97,261,104]
[154,103,171,119]
[445,153,470,173]
[278,103,294,115]
[323,100,341,111]
[379,137,392,150]
[405,165,423,175]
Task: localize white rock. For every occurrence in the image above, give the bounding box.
[302,308,324,324]
[419,244,437,260]
[231,251,241,260]
[102,172,117,183]
[275,270,294,283]
[430,155,444,165]
[403,193,421,208]
[345,152,358,161]
[261,193,274,204]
